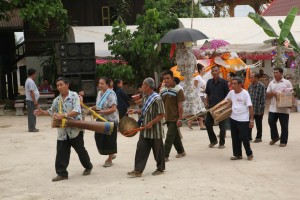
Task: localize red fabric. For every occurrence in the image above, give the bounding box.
[170,43,176,58]
[96,59,127,65]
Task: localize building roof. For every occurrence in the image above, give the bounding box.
[0,10,23,31]
[262,0,300,16]
[179,16,300,44]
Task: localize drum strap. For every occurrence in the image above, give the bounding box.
[59,100,67,128]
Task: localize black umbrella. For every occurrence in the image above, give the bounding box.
[159,28,208,44]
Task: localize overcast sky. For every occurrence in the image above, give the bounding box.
[234,5,255,17]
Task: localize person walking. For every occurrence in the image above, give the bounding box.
[205,66,229,149]
[34,77,93,181]
[248,72,266,142]
[266,67,293,147]
[114,79,132,119]
[91,77,119,167]
[160,70,186,162]
[127,77,165,177]
[25,68,40,132]
[225,77,254,160]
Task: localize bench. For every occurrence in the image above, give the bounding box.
[0,104,4,116]
[39,103,52,110]
[14,100,25,116]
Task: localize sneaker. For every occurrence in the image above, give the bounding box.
[152,170,164,176]
[52,175,68,182]
[253,138,262,143]
[279,143,286,147]
[247,155,254,160]
[269,138,280,145]
[230,156,243,160]
[209,141,218,148]
[29,129,39,132]
[127,170,142,178]
[165,157,169,162]
[103,161,113,168]
[82,166,93,176]
[218,145,225,149]
[175,152,186,158]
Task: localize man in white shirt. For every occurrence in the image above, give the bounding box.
[266,67,293,147]
[25,68,40,132]
[226,77,254,160]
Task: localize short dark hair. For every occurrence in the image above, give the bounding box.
[162,69,174,78]
[174,77,180,85]
[197,63,204,73]
[78,88,83,92]
[211,65,220,71]
[99,77,110,85]
[273,67,283,74]
[56,77,69,84]
[27,68,36,76]
[232,77,243,84]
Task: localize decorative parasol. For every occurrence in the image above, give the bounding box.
[200,39,230,51]
[159,28,208,43]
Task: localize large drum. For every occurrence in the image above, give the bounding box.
[210,99,232,123]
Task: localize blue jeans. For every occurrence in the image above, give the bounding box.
[268,112,289,144]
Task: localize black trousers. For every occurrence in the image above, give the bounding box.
[26,100,37,130]
[249,114,263,139]
[134,134,165,172]
[55,132,93,177]
[118,109,128,119]
[230,118,253,157]
[205,112,226,145]
[164,121,185,158]
[268,112,289,144]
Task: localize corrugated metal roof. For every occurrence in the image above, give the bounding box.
[0,10,23,30]
[262,0,300,16]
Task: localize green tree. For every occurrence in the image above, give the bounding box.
[170,0,208,18]
[105,0,179,83]
[248,7,299,68]
[109,0,132,24]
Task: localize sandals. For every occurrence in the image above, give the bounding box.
[230,156,243,160]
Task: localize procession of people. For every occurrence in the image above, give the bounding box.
[29,61,296,182]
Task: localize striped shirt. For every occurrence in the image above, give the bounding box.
[160,85,185,121]
[248,81,266,115]
[140,94,165,139]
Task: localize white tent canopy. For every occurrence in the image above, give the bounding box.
[179,16,300,44]
[68,26,137,57]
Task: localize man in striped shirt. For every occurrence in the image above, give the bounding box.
[160,70,186,162]
[127,77,166,177]
[248,72,266,143]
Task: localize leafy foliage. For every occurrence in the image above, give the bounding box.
[96,62,134,82]
[248,12,278,38]
[109,0,132,24]
[0,0,68,35]
[170,0,208,18]
[105,0,179,83]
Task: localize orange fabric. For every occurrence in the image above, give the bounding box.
[243,67,251,90]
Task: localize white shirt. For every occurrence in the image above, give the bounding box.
[25,78,40,101]
[266,78,292,114]
[226,89,252,122]
[194,75,206,97]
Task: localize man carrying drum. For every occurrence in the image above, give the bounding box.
[34,77,93,182]
[127,77,165,177]
[225,77,254,160]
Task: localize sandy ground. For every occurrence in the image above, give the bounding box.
[1,109,300,200]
